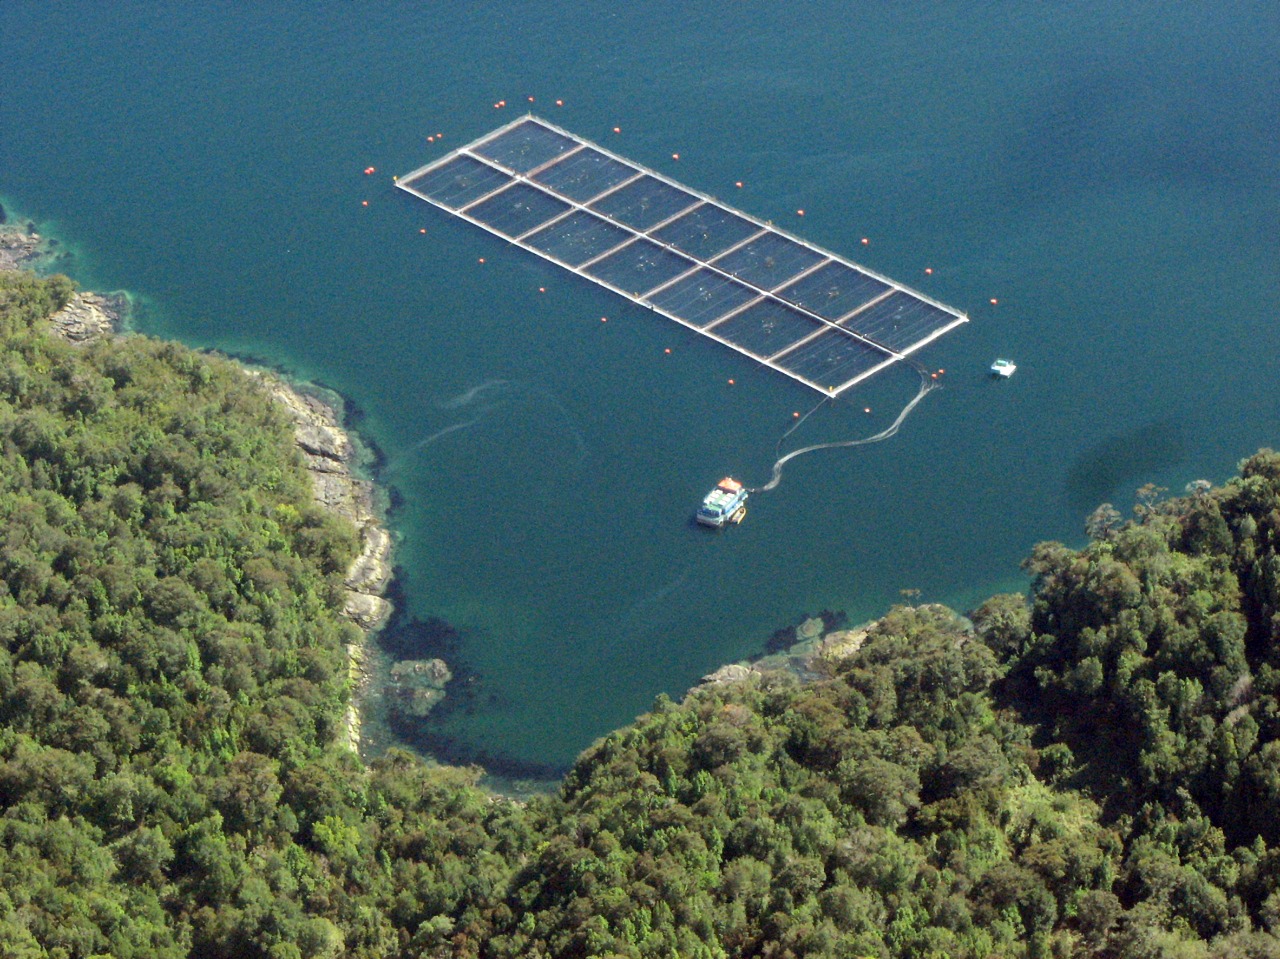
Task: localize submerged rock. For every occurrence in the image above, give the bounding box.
[387,658,453,718]
[0,226,47,271]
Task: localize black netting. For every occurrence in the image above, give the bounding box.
[651,205,762,260]
[589,175,701,231]
[524,210,633,266]
[533,147,639,203]
[712,232,826,290]
[472,119,579,173]
[711,300,824,358]
[582,239,694,296]
[403,155,514,210]
[776,261,890,321]
[776,329,894,391]
[467,182,572,238]
[841,291,959,353]
[646,269,760,328]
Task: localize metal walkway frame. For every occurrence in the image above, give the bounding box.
[397,115,967,396]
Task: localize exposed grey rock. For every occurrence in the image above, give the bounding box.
[816,627,870,663]
[295,421,351,462]
[700,663,756,686]
[49,291,123,342]
[346,525,392,594]
[344,591,392,630]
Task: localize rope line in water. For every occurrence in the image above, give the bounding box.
[747,367,938,494]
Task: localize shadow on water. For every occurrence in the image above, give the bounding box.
[1064,419,1186,516]
[374,576,569,781]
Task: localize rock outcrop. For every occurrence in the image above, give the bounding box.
[49,291,126,342]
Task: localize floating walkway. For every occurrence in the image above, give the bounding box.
[397,115,967,396]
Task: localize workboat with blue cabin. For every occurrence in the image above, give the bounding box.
[697,477,748,528]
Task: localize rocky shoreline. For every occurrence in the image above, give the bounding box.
[1,222,393,752]
[696,614,874,690]
[250,373,393,751]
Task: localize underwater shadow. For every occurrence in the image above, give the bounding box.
[1063,418,1186,517]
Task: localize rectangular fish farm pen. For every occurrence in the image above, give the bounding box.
[397,115,968,396]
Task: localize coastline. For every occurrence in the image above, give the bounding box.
[0,219,394,753]
[2,217,904,781]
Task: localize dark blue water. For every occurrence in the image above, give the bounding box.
[3,2,1277,772]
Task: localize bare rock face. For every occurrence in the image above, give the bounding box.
[700,663,758,686]
[347,526,392,594]
[816,627,870,665]
[49,291,123,342]
[345,591,392,631]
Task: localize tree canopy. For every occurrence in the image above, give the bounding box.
[2,269,1280,957]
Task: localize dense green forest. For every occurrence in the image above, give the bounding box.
[2,269,1280,958]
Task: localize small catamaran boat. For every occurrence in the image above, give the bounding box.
[990,358,1017,378]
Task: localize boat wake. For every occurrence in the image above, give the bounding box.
[747,366,938,494]
[387,379,589,474]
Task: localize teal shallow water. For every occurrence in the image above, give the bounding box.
[3,2,1277,771]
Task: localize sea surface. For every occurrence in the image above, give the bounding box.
[3,1,1277,775]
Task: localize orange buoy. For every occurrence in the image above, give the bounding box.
[613,126,621,133]
[793,412,800,418]
[528,96,535,102]
[555,99,563,106]
[427,136,434,143]
[419,228,426,234]
[924,267,933,274]
[728,379,735,385]
[494,102,501,109]
[931,373,938,379]
[361,200,368,206]
[990,298,998,305]
[664,348,671,354]
[436,132,442,138]
[735,181,743,188]
[600,316,607,322]
[478,257,485,264]
[861,237,869,245]
[499,100,506,106]
[864,407,871,413]
[672,153,680,160]
[538,287,545,293]
[938,369,945,374]
[797,209,805,216]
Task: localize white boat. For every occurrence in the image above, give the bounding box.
[990,358,1016,378]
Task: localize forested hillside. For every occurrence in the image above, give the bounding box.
[1,270,1279,958]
